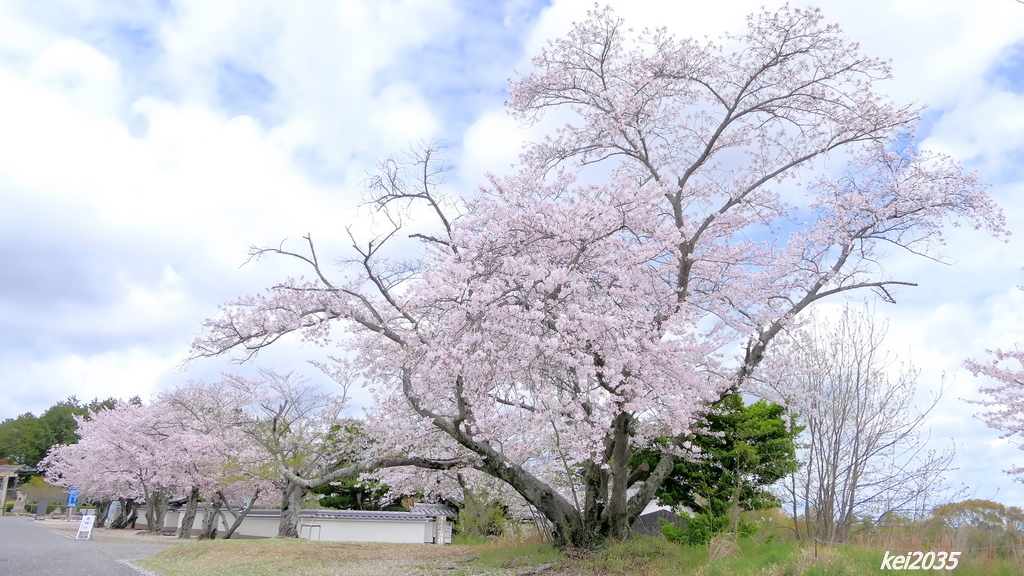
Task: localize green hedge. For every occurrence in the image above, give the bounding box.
[23,502,62,515]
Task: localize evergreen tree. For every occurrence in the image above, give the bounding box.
[636,394,800,519]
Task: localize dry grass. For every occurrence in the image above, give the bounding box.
[93,530,1024,576]
[706,535,740,562]
[138,539,506,576]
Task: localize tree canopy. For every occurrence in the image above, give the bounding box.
[0,396,118,468]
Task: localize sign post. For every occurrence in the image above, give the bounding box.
[66,487,79,522]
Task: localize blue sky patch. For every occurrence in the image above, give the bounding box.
[987,42,1024,95]
[378,0,550,148]
[216,61,276,120]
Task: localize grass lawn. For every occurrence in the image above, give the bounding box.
[137,536,1024,576]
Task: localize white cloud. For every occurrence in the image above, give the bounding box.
[368,82,442,147]
[28,38,123,118]
[2,348,174,416]
[458,109,527,187]
[923,89,1024,176]
[154,0,459,166]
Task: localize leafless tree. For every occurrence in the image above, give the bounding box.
[771,305,959,542]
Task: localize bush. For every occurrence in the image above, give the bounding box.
[23,502,61,515]
[663,513,724,545]
[456,493,508,539]
[662,513,733,545]
[3,502,11,513]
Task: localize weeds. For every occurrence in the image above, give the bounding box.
[136,534,1024,576]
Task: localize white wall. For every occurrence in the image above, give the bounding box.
[160,507,441,543]
[301,518,425,544]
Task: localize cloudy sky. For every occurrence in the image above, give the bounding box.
[1,0,1022,502]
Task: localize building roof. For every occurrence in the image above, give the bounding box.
[241,508,431,523]
[409,502,456,518]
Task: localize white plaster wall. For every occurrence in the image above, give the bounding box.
[159,508,278,537]
[163,509,179,531]
[303,519,425,544]
[155,507,439,543]
[239,516,280,538]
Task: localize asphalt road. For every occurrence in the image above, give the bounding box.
[0,516,170,576]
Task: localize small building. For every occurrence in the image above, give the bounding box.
[631,509,687,536]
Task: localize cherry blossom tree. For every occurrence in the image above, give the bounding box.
[190,6,1005,547]
[968,350,1024,457]
[216,370,354,538]
[41,402,201,532]
[966,286,1024,479]
[159,381,275,539]
[43,393,270,538]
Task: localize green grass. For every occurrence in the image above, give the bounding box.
[472,540,563,570]
[135,535,1024,576]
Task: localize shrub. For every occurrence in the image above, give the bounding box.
[661,512,760,546]
[23,502,61,515]
[456,492,508,539]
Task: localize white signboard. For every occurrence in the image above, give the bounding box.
[76,514,95,540]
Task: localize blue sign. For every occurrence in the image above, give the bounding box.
[67,487,79,508]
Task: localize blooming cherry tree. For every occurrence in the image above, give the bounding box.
[43,394,271,537]
[191,6,1005,546]
[159,381,275,538]
[42,402,204,531]
[966,290,1024,478]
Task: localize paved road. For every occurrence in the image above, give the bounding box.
[0,516,170,576]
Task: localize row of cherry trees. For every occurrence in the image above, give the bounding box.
[187,6,1006,547]
[40,373,354,538]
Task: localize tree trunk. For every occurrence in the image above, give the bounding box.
[110,498,138,529]
[145,490,168,532]
[606,413,631,540]
[199,494,223,539]
[220,488,260,539]
[93,500,112,528]
[790,472,801,540]
[455,423,672,547]
[178,486,201,538]
[278,481,306,538]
